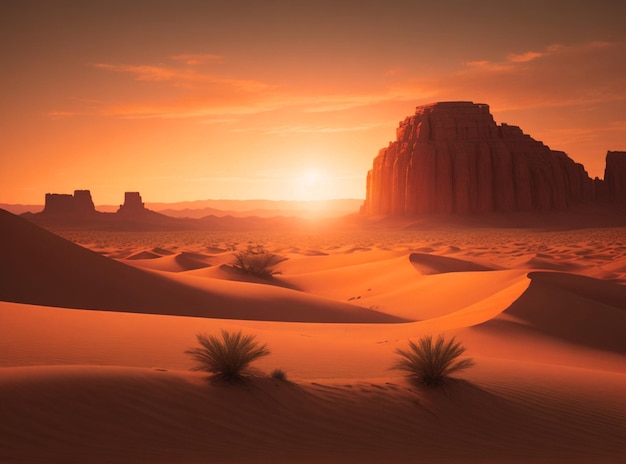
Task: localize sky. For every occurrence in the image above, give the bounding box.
[2,0,625,205]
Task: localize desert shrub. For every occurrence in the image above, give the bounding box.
[270,368,288,381]
[393,334,474,386]
[232,244,279,278]
[185,330,270,382]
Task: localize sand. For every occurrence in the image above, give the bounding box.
[1,208,625,463]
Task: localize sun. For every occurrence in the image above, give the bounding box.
[303,169,322,187]
[294,168,331,202]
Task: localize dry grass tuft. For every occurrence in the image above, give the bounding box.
[270,368,288,381]
[232,244,281,278]
[393,335,474,386]
[186,330,270,382]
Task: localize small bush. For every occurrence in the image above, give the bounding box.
[185,330,270,382]
[232,244,279,278]
[270,368,288,381]
[393,334,474,386]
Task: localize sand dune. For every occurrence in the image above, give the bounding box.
[125,250,216,272]
[488,271,626,354]
[1,363,624,464]
[522,254,591,273]
[409,252,495,274]
[125,249,162,260]
[275,248,398,275]
[281,254,529,322]
[0,209,400,323]
[1,300,625,463]
[2,208,626,463]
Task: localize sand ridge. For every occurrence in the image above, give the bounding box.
[1,361,624,463]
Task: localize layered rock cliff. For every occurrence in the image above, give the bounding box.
[362,102,596,215]
[604,151,626,203]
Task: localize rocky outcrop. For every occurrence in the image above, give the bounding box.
[604,151,626,203]
[28,190,194,230]
[362,102,596,215]
[43,190,96,215]
[117,192,146,215]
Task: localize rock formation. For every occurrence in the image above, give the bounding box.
[26,190,198,231]
[117,192,146,215]
[42,190,96,215]
[603,151,626,203]
[362,102,597,216]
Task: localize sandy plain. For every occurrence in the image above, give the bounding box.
[1,208,625,463]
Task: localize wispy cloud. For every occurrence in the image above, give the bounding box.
[550,120,626,141]
[446,41,626,112]
[93,74,430,120]
[467,44,558,70]
[231,121,390,135]
[506,51,545,63]
[186,176,275,183]
[464,60,515,72]
[93,62,271,92]
[170,53,224,65]
[389,41,626,114]
[90,47,439,120]
[94,63,177,82]
[89,41,625,123]
[300,91,426,113]
[290,82,436,113]
[200,117,239,125]
[99,104,270,119]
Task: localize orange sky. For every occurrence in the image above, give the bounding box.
[2,1,625,205]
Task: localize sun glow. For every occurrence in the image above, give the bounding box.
[292,168,332,202]
[302,169,323,187]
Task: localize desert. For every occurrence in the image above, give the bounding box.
[3,2,626,463]
[2,102,626,462]
[2,206,626,463]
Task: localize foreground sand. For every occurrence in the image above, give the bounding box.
[1,210,625,463]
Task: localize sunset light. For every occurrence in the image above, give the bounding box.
[2,1,625,207]
[303,169,322,187]
[291,168,330,202]
[2,2,626,463]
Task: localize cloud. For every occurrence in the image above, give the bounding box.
[91,57,280,119]
[186,176,273,183]
[200,117,239,125]
[170,53,224,65]
[99,102,282,119]
[378,41,626,116]
[94,63,176,81]
[443,41,626,112]
[550,120,626,142]
[90,41,625,123]
[463,47,552,72]
[90,46,440,120]
[93,62,270,92]
[297,86,436,113]
[231,121,390,135]
[506,51,545,63]
[93,70,430,120]
[464,60,515,72]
